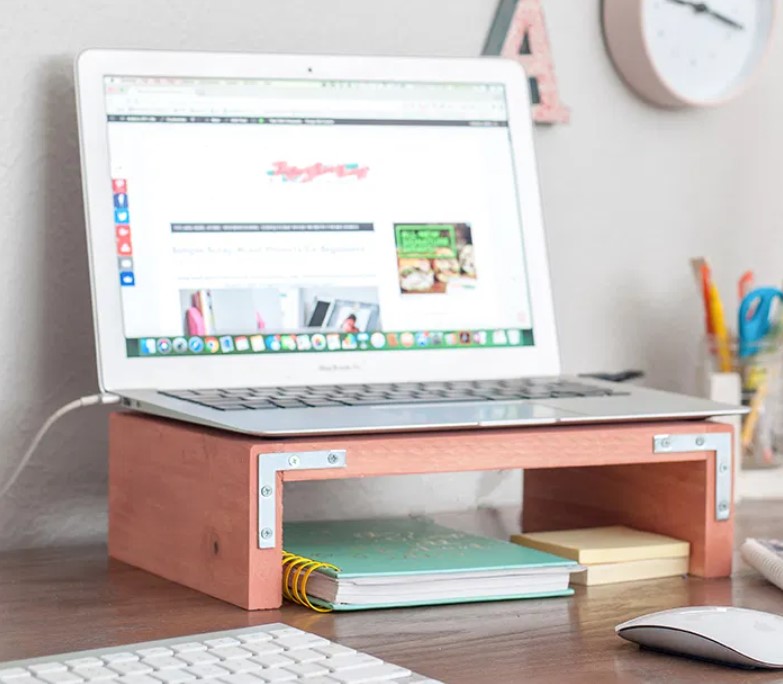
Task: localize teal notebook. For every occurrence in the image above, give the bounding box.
[282,517,578,611]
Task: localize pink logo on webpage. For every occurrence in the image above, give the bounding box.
[267,161,369,182]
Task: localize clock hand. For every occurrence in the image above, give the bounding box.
[704,8,744,30]
[664,0,745,30]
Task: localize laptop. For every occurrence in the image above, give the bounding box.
[74,49,742,436]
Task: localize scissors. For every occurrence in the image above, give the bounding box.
[738,287,783,357]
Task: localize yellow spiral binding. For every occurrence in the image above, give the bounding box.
[282,551,341,613]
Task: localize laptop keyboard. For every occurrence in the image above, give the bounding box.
[161,378,627,411]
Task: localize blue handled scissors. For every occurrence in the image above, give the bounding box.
[738,287,783,357]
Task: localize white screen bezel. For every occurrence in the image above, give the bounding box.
[75,49,560,391]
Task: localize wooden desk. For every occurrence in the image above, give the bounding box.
[1,501,782,683]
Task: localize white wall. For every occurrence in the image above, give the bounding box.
[1,0,781,550]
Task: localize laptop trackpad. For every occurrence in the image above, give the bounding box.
[476,401,585,426]
[371,401,585,427]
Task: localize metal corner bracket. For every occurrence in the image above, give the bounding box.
[257,449,347,548]
[653,433,732,522]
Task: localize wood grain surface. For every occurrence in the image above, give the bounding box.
[109,413,274,610]
[2,501,783,683]
[111,413,732,482]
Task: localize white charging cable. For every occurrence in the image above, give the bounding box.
[0,393,121,501]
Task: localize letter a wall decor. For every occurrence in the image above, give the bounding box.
[483,0,569,125]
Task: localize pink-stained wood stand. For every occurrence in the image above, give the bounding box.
[108,412,735,610]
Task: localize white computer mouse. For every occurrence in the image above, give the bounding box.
[616,606,783,669]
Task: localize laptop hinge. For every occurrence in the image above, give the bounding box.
[653,433,732,522]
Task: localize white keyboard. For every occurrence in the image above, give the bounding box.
[0,625,441,684]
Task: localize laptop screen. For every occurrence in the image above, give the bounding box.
[103,75,534,357]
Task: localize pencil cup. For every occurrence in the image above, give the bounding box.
[704,335,783,469]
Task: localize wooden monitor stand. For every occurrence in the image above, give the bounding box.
[108,412,734,610]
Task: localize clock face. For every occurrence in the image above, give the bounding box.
[642,0,775,104]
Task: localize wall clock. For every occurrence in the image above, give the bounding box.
[484,0,570,124]
[603,0,776,108]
